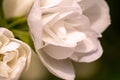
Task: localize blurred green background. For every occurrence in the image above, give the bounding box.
[0,0,120,80]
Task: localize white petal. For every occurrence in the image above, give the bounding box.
[40,0,62,8]
[65,15,90,29]
[75,37,97,53]
[3,52,17,62]
[9,57,26,80]
[43,24,86,50]
[51,21,67,39]
[46,11,78,27]
[41,0,82,16]
[70,38,103,62]
[42,13,59,26]
[0,35,10,48]
[0,62,11,78]
[41,0,79,8]
[0,28,14,48]
[0,28,14,38]
[43,24,86,53]
[80,0,111,33]
[11,39,32,70]
[42,44,74,59]
[0,42,20,53]
[67,15,100,38]
[76,0,82,2]
[37,51,75,80]
[3,0,34,19]
[66,31,86,43]
[28,0,43,49]
[78,0,98,11]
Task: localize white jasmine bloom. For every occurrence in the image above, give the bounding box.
[0,28,31,80]
[28,0,110,80]
[3,0,34,19]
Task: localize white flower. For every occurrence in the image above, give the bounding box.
[0,28,31,80]
[3,0,34,19]
[28,0,110,80]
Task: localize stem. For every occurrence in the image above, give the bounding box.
[8,17,27,29]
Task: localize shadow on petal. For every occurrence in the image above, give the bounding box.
[70,38,103,63]
[37,50,75,80]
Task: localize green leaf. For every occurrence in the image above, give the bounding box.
[0,0,9,27]
[7,17,27,29]
[11,29,34,48]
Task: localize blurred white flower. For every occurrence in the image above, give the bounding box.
[3,0,34,19]
[0,28,31,80]
[28,0,110,80]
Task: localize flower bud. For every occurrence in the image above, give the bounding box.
[3,0,34,19]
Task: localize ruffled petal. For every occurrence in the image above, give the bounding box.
[0,42,20,53]
[0,28,14,47]
[28,0,43,49]
[9,57,26,80]
[40,0,62,8]
[75,37,97,53]
[42,44,74,59]
[11,39,32,70]
[0,28,14,38]
[79,0,110,33]
[0,62,11,78]
[70,38,103,62]
[37,50,75,80]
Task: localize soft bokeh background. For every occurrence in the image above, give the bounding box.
[0,0,120,80]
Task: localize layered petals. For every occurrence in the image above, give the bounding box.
[28,0,110,79]
[42,44,75,59]
[0,28,31,80]
[70,37,103,62]
[38,50,75,80]
[78,0,111,33]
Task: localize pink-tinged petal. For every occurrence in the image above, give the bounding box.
[76,0,82,2]
[40,0,62,8]
[78,0,98,11]
[75,37,97,53]
[41,0,82,16]
[65,15,90,29]
[37,50,75,80]
[42,23,86,59]
[28,0,43,49]
[42,13,59,26]
[80,0,111,33]
[65,14,100,38]
[51,21,67,39]
[70,38,103,62]
[42,44,74,59]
